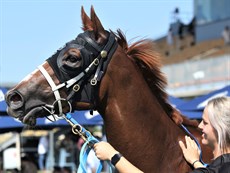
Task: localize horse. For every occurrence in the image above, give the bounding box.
[5,6,212,172]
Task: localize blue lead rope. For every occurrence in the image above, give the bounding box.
[64,113,113,173]
[180,124,209,167]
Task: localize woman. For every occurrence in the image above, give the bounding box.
[93,96,230,173]
[179,96,230,172]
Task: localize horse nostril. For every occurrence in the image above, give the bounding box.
[6,91,24,110]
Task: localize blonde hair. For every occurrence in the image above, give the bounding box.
[206,96,230,154]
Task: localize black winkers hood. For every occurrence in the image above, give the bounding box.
[46,30,118,107]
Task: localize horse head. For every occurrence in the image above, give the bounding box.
[5,6,117,126]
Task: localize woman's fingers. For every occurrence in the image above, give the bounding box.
[179,136,201,164]
[179,140,186,151]
[186,136,192,147]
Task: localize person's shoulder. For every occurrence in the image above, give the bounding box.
[219,162,230,173]
[189,167,210,173]
[190,164,230,173]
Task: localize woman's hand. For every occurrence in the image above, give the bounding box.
[179,136,201,165]
[94,141,144,173]
[94,141,119,161]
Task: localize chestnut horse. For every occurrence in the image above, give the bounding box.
[5,7,212,172]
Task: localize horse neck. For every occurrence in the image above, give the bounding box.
[97,50,184,170]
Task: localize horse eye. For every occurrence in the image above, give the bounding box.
[66,55,79,63]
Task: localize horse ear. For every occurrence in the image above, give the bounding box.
[90,6,107,40]
[81,6,93,31]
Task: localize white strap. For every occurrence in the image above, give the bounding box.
[65,58,99,88]
[38,65,63,115]
[37,57,100,114]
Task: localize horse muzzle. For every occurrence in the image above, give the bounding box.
[5,90,24,111]
[5,90,25,119]
[5,90,42,126]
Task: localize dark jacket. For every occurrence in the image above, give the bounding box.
[191,154,230,173]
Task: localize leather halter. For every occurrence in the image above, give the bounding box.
[38,31,118,117]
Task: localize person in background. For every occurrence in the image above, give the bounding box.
[173,7,180,22]
[93,96,230,173]
[222,26,230,45]
[165,27,173,56]
[75,137,85,168]
[38,134,49,172]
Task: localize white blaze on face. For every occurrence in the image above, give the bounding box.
[20,68,39,83]
[20,62,46,83]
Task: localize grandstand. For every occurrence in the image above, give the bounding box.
[154,0,230,98]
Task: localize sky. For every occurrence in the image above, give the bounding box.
[0,0,193,85]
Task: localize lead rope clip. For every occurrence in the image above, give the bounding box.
[63,113,114,173]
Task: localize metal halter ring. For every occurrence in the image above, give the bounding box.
[90,78,97,86]
[72,124,83,135]
[73,84,80,92]
[93,58,100,66]
[52,98,72,117]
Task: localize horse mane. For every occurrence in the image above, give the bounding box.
[112,29,198,126]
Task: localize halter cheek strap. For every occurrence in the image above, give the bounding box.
[38,65,65,116]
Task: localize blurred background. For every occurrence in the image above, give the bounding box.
[0,0,229,172]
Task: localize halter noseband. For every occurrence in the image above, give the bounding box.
[38,31,118,117]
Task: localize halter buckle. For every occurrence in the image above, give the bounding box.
[90,78,97,86]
